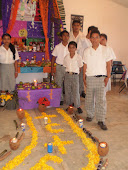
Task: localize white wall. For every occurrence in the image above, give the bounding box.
[63,0,128,67]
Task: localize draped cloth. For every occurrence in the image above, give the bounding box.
[39,0,49,60]
[2,0,13,33]
[7,0,20,34]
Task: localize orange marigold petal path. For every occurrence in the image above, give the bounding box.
[30,154,63,170]
[1,111,38,170]
[56,108,100,170]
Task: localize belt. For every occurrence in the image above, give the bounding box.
[67,72,78,75]
[94,75,107,77]
[57,64,63,66]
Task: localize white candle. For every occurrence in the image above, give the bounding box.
[34,80,37,87]
[100,142,106,148]
[11,138,18,143]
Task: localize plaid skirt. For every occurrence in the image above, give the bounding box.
[0,64,15,92]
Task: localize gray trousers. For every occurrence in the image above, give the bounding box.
[65,72,80,108]
[79,67,84,95]
[55,64,65,101]
[85,76,106,122]
[0,64,15,92]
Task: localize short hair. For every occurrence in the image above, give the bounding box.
[60,30,69,37]
[2,33,11,39]
[90,29,101,38]
[68,41,77,48]
[88,26,98,33]
[72,20,81,25]
[100,33,108,41]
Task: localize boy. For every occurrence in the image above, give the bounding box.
[63,41,83,114]
[51,30,69,105]
[69,19,87,98]
[100,33,116,92]
[83,30,113,130]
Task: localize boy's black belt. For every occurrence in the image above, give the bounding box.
[67,72,78,75]
[57,64,63,66]
[94,75,107,77]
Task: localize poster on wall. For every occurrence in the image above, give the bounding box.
[70,14,84,32]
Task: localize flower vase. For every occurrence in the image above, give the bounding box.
[38,104,46,112]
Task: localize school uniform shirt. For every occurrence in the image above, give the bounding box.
[83,44,113,76]
[77,36,91,57]
[69,31,85,44]
[86,38,92,47]
[52,42,69,65]
[0,45,19,64]
[63,53,83,74]
[107,46,116,60]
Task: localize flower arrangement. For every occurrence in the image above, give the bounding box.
[37,97,50,106]
[0,94,13,102]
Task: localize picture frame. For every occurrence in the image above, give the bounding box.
[70,14,84,32]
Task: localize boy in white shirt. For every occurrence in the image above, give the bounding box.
[51,30,69,105]
[69,20,87,98]
[63,41,83,114]
[83,30,113,130]
[100,33,116,92]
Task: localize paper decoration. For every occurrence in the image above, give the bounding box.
[27,21,44,38]
[19,28,28,37]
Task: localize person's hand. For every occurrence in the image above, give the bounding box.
[15,72,18,78]
[104,77,109,87]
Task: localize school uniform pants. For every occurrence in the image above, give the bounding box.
[85,76,106,122]
[55,64,65,101]
[79,67,84,95]
[0,64,15,92]
[64,72,80,108]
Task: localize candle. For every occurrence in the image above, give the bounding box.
[18,108,23,111]
[100,142,107,148]
[34,80,37,87]
[21,123,26,132]
[11,138,18,143]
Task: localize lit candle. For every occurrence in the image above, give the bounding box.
[18,108,23,111]
[11,138,18,143]
[100,142,107,148]
[34,80,37,87]
[21,123,26,132]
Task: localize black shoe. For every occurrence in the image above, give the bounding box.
[98,122,108,130]
[77,107,83,114]
[60,101,63,105]
[81,91,86,98]
[86,117,93,122]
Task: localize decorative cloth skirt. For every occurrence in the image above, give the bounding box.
[0,64,15,92]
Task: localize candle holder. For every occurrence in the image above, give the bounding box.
[16,108,25,120]
[98,142,109,156]
[9,133,25,150]
[67,106,74,115]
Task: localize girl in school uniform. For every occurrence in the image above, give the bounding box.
[0,33,19,94]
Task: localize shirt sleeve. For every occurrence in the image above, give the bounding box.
[77,55,83,68]
[106,47,113,62]
[52,46,58,57]
[83,48,88,64]
[110,47,116,60]
[15,49,19,61]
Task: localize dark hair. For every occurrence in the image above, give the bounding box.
[100,33,107,41]
[88,26,98,33]
[72,20,81,25]
[90,29,100,38]
[60,30,69,37]
[68,41,77,48]
[2,33,16,60]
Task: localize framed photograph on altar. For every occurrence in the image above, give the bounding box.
[70,14,84,32]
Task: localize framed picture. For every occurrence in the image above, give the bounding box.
[70,14,84,32]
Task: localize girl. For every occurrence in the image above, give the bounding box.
[0,33,19,94]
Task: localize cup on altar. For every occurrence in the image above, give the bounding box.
[34,80,37,87]
[16,108,25,120]
[9,138,20,150]
[98,142,109,156]
[67,106,74,115]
